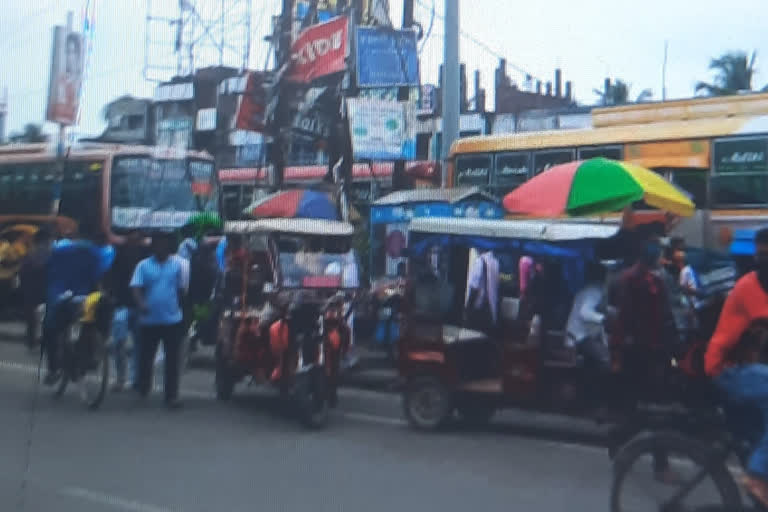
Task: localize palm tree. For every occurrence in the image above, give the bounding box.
[7,123,47,143]
[695,51,758,96]
[594,80,652,105]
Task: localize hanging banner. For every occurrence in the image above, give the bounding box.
[356,28,419,87]
[233,72,268,132]
[347,98,416,160]
[287,16,349,84]
[46,26,85,125]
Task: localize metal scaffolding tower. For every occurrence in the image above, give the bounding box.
[144,0,253,82]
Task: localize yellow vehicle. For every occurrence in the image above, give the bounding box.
[0,143,218,308]
[446,92,768,249]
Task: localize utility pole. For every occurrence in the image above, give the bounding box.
[393,0,415,191]
[662,40,669,101]
[271,0,295,190]
[441,0,459,188]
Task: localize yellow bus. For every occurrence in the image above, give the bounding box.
[446,92,768,249]
[0,143,218,301]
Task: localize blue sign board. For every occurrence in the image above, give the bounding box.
[371,201,504,225]
[356,28,419,87]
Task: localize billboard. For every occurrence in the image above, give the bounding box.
[287,16,349,84]
[356,28,419,87]
[347,98,416,161]
[46,26,84,125]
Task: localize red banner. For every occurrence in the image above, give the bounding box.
[234,72,268,132]
[287,16,348,84]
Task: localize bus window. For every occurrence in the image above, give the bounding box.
[669,169,707,208]
[60,161,103,234]
[455,154,492,188]
[493,152,530,196]
[0,163,55,215]
[578,146,623,161]
[533,149,575,175]
[712,137,768,207]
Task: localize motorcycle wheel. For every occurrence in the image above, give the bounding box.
[295,367,329,429]
[79,328,109,410]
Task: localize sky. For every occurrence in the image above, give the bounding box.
[2,0,767,138]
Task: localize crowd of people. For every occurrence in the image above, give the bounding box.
[18,225,218,409]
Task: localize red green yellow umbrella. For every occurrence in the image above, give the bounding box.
[502,158,695,218]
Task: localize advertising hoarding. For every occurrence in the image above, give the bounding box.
[347,98,416,160]
[46,26,84,125]
[356,28,419,87]
[287,16,349,84]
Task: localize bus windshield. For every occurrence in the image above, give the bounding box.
[110,156,217,230]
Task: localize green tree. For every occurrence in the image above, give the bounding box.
[695,51,761,96]
[594,80,653,105]
[7,123,48,143]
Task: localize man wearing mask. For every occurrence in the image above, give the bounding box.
[705,228,768,506]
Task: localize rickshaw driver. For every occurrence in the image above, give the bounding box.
[705,227,768,506]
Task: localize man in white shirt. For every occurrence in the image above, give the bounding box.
[565,261,609,370]
[465,249,500,333]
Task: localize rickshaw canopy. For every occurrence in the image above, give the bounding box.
[224,219,355,237]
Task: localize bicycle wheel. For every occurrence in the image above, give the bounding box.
[78,327,109,410]
[610,432,742,512]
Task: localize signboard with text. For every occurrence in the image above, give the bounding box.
[714,137,768,174]
[233,72,268,132]
[533,149,575,175]
[356,28,419,87]
[287,16,349,84]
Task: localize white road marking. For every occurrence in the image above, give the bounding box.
[60,486,176,512]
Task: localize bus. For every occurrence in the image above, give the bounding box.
[446,92,768,249]
[0,143,218,302]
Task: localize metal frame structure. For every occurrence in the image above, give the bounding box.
[144,0,253,82]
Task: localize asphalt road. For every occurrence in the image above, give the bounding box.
[0,335,620,512]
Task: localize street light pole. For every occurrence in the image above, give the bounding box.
[441,0,459,188]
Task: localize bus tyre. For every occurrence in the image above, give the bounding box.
[295,367,329,429]
[214,345,235,401]
[456,401,496,426]
[403,377,452,430]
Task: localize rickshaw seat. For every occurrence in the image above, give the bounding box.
[458,378,503,394]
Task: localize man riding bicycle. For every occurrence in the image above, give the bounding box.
[42,228,113,385]
[705,227,768,506]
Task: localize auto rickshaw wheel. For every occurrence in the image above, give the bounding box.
[403,377,452,430]
[215,344,235,401]
[455,401,496,426]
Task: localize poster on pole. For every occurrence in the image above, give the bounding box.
[286,16,349,84]
[347,98,416,161]
[46,26,84,125]
[356,28,419,88]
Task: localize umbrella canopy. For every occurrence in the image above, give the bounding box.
[502,158,695,218]
[244,189,339,220]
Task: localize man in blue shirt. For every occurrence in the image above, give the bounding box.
[131,232,186,408]
[42,230,113,385]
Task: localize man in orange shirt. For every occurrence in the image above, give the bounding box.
[706,227,768,505]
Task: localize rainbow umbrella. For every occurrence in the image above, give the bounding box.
[502,158,695,218]
[244,189,338,220]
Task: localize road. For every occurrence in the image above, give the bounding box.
[0,334,617,512]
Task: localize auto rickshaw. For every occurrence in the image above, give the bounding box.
[214,219,359,428]
[398,217,736,430]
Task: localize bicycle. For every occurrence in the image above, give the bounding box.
[609,389,767,511]
[50,291,113,409]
